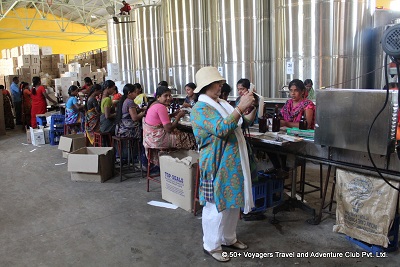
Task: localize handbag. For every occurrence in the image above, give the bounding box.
[243,127,258,181]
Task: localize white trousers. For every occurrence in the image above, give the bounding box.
[202,202,240,252]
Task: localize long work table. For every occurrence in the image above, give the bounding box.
[246,128,400,224]
[177,120,400,224]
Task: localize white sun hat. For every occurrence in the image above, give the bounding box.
[194,66,226,93]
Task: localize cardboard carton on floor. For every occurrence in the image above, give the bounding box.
[68,147,114,183]
[159,150,199,212]
[29,127,45,146]
[26,129,31,144]
[58,134,86,158]
[43,128,50,144]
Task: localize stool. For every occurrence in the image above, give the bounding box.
[284,159,323,201]
[146,148,177,192]
[193,162,202,216]
[299,160,323,201]
[113,136,143,182]
[94,132,113,147]
[64,123,82,135]
[146,148,161,192]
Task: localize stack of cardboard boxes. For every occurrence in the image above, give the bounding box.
[0,44,66,89]
[0,44,108,94]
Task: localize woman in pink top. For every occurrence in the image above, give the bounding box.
[280,79,315,129]
[143,86,196,165]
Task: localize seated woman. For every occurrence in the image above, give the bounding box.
[133,83,148,107]
[115,83,146,139]
[100,80,117,136]
[65,85,85,133]
[182,82,197,108]
[143,86,196,165]
[235,78,262,124]
[267,79,316,170]
[111,86,122,108]
[304,79,315,100]
[115,83,147,163]
[280,79,315,129]
[219,83,232,101]
[85,84,102,145]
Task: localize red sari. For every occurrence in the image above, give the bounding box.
[30,86,47,128]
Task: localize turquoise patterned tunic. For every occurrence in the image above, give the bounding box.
[191,101,244,212]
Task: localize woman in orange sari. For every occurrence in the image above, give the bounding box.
[85,84,102,145]
[20,82,31,129]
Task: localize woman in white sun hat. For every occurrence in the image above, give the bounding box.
[190,66,255,262]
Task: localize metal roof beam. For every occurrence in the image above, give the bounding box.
[0,1,21,22]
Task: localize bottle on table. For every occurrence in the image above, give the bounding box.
[272,105,280,132]
[259,108,268,133]
[299,111,308,130]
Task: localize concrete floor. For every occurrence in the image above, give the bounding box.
[1,129,399,267]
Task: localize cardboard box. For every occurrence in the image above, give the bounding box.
[68,147,114,182]
[40,46,52,55]
[17,55,30,67]
[30,55,40,66]
[1,49,10,59]
[58,134,87,158]
[26,129,31,143]
[4,75,18,89]
[10,47,20,58]
[41,55,52,61]
[29,127,45,146]
[11,57,18,67]
[46,92,57,106]
[43,127,50,144]
[52,54,65,63]
[30,66,40,76]
[17,67,30,76]
[159,150,199,212]
[40,62,52,69]
[23,44,40,55]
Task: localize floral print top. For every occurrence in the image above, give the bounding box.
[191,101,245,212]
[280,98,315,129]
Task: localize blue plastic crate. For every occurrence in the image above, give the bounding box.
[49,130,63,146]
[50,114,65,132]
[36,116,47,127]
[251,181,268,212]
[257,170,284,208]
[266,178,284,208]
[346,214,399,254]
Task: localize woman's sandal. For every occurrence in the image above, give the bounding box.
[222,240,248,250]
[203,249,230,262]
